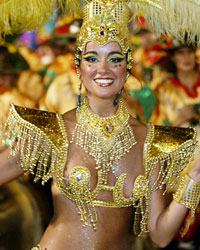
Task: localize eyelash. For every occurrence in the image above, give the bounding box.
[83,56,124,63]
[84,56,99,62]
[109,57,124,63]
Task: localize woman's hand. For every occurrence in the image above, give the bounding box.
[0,148,23,186]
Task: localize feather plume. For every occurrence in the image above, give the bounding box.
[1,0,200,47]
[130,0,200,46]
[57,0,86,18]
[0,0,57,36]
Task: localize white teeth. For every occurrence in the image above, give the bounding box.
[95,79,114,84]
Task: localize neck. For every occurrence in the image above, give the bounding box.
[86,95,119,117]
[176,70,198,87]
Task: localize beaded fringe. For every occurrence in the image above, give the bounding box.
[31,245,43,250]
[144,124,197,193]
[173,175,200,237]
[136,124,198,236]
[71,122,136,182]
[5,105,59,185]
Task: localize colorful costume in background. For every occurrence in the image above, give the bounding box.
[2,0,200,250]
[152,76,200,126]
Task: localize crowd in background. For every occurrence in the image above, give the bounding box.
[0,15,200,250]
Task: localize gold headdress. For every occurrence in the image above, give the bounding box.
[64,0,200,76]
[74,0,135,76]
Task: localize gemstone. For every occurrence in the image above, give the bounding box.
[105,124,111,132]
[100,30,105,36]
[75,172,83,181]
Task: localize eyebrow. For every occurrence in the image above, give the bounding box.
[108,51,123,56]
[83,51,98,55]
[83,51,123,56]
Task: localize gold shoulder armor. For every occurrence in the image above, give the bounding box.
[133,124,197,237]
[144,123,197,190]
[6,104,68,184]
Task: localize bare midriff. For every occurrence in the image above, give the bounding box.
[39,187,134,250]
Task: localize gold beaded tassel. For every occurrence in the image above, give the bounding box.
[135,124,198,237]
[31,245,43,250]
[5,105,58,185]
[68,166,98,229]
[71,98,137,183]
[76,201,98,230]
[143,124,197,194]
[173,174,200,237]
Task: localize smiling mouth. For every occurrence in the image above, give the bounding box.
[94,79,114,87]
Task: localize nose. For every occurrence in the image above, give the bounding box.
[97,59,110,74]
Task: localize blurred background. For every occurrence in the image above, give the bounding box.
[0,10,200,250]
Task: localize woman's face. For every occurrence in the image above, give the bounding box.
[80,42,127,100]
[172,47,196,72]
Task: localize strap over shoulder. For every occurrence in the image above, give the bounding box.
[5,104,68,184]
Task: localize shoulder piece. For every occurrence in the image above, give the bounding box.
[134,123,197,236]
[144,123,197,189]
[6,104,68,184]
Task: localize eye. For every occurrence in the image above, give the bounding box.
[109,57,124,63]
[83,56,99,63]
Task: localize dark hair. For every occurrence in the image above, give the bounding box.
[165,46,197,74]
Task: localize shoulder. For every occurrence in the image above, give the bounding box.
[144,124,197,159]
[6,105,69,184]
[7,104,67,149]
[9,104,58,124]
[129,116,148,147]
[63,108,77,124]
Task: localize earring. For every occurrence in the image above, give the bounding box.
[75,52,81,79]
[78,83,82,107]
[126,71,130,80]
[113,88,123,107]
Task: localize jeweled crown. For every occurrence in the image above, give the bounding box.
[77,0,132,53]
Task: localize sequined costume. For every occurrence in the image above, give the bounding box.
[2,1,200,250]
[5,103,197,238]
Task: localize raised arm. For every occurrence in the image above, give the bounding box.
[148,160,200,248]
[0,148,24,186]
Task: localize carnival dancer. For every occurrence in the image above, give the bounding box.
[1,1,200,250]
[152,42,200,127]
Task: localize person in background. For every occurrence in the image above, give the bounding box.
[151,41,200,127]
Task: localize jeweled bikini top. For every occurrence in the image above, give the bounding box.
[5,104,197,235]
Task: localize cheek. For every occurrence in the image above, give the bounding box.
[80,63,93,79]
[174,57,184,67]
[114,65,127,78]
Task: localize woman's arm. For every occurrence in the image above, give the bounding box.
[148,161,200,248]
[0,148,24,186]
[148,186,188,247]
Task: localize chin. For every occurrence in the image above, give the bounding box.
[96,90,120,99]
[89,88,119,99]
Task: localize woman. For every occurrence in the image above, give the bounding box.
[1,1,200,250]
[151,43,200,126]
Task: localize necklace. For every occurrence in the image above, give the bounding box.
[71,98,137,183]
